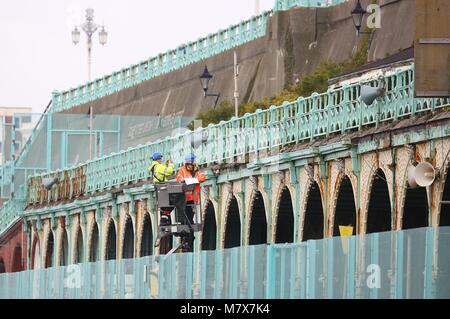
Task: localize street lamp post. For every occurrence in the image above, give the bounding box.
[71,8,108,81]
[71,8,108,160]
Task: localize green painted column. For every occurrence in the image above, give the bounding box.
[319,160,329,237]
[263,174,273,243]
[51,214,57,268]
[112,202,119,259]
[65,213,73,265]
[95,205,103,262]
[25,220,32,270]
[391,148,397,230]
[80,208,88,263]
[289,165,301,242]
[237,180,246,247]
[215,184,222,250]
[351,147,361,232]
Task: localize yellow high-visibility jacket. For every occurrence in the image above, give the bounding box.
[148,161,174,183]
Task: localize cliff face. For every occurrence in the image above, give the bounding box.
[62,0,414,118]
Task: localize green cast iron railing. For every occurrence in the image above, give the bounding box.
[50,11,271,114]
[26,65,450,205]
[0,185,26,234]
[1,227,449,299]
[50,0,350,114]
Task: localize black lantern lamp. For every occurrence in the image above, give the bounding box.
[199,66,221,108]
[351,0,369,35]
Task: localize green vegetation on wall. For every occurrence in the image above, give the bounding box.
[191,34,371,128]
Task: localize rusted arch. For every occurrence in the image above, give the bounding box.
[122,214,135,259]
[44,229,55,268]
[87,219,100,262]
[201,200,217,250]
[104,218,117,260]
[401,162,429,230]
[73,224,84,264]
[302,180,325,241]
[58,227,69,266]
[248,190,268,245]
[332,174,357,236]
[30,233,40,269]
[396,160,429,230]
[365,168,392,233]
[273,186,294,243]
[140,212,153,257]
[223,195,241,249]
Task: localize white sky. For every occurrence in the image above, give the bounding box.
[0,0,274,113]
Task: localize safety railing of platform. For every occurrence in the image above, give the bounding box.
[50,11,271,114]
[1,227,449,299]
[273,0,348,11]
[26,65,450,204]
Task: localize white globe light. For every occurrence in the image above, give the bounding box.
[99,26,108,45]
[72,27,80,45]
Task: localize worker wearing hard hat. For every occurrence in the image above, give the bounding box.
[148,152,174,228]
[148,152,174,184]
[176,153,206,202]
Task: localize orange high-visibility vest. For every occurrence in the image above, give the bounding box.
[176,165,206,202]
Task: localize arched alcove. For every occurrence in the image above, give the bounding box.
[202,201,217,250]
[303,182,324,241]
[366,169,392,233]
[275,187,294,243]
[224,196,241,249]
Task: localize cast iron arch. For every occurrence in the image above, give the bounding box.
[202,201,217,250]
[31,235,41,269]
[74,226,84,264]
[275,187,294,243]
[89,222,100,262]
[249,191,267,245]
[224,196,241,249]
[60,229,69,266]
[403,183,429,230]
[366,169,392,233]
[122,217,135,259]
[140,214,153,257]
[44,230,54,268]
[303,181,324,241]
[105,219,117,260]
[333,176,357,236]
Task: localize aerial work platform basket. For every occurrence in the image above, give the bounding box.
[154,180,202,254]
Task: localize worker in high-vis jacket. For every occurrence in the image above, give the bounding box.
[148,152,174,228]
[148,152,174,184]
[176,153,206,251]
